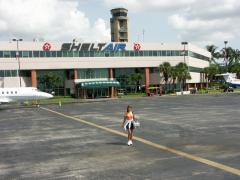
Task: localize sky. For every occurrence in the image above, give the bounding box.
[0,0,239,50]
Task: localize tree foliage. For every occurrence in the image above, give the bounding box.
[43,73,62,90]
[202,64,219,82]
[159,62,191,92]
[171,66,178,91]
[206,45,221,64]
[230,64,240,79]
[206,44,240,72]
[159,62,172,92]
[159,62,172,83]
[175,62,191,91]
[128,73,143,92]
[128,73,143,85]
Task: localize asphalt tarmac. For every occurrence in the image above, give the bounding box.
[0,94,240,179]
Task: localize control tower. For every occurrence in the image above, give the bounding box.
[110,8,129,42]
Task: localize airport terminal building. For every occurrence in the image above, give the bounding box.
[0,41,210,98]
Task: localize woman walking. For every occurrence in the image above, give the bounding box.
[122,105,135,146]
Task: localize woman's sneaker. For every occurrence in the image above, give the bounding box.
[129,140,133,145]
[127,141,131,146]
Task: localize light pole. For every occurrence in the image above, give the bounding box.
[181,42,188,64]
[181,42,188,91]
[224,41,228,71]
[12,38,23,87]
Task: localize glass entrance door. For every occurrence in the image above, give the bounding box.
[96,88,109,98]
[86,88,109,98]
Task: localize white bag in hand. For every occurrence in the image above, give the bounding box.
[133,115,140,128]
[133,120,140,127]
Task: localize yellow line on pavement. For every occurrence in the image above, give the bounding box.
[40,107,240,176]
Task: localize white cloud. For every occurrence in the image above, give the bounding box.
[0,0,239,46]
[104,0,196,12]
[90,19,110,42]
[104,0,240,46]
[167,0,240,45]
[104,0,141,12]
[0,0,110,42]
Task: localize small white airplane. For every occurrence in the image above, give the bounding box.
[216,73,240,88]
[0,87,53,104]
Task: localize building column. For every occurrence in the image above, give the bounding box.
[194,83,197,94]
[145,67,150,96]
[80,89,85,99]
[108,68,114,98]
[31,70,37,87]
[74,69,78,97]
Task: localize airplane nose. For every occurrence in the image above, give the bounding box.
[40,92,53,99]
[47,93,54,98]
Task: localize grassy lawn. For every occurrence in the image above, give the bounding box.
[197,89,223,94]
[118,93,146,98]
[197,88,240,94]
[37,96,77,105]
[234,88,240,92]
[36,93,147,104]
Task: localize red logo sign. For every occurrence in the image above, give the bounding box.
[43,42,51,51]
[134,43,141,51]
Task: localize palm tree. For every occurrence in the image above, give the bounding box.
[221,47,239,71]
[206,45,240,72]
[207,64,219,82]
[202,64,220,89]
[230,49,240,65]
[235,49,240,64]
[230,63,240,79]
[206,45,221,64]
[170,66,178,92]
[175,62,191,91]
[159,62,172,93]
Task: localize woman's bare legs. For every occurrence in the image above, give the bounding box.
[130,129,133,140]
[128,129,131,141]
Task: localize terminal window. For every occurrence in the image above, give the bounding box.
[0,50,210,61]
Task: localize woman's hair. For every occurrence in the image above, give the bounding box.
[127,105,132,112]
